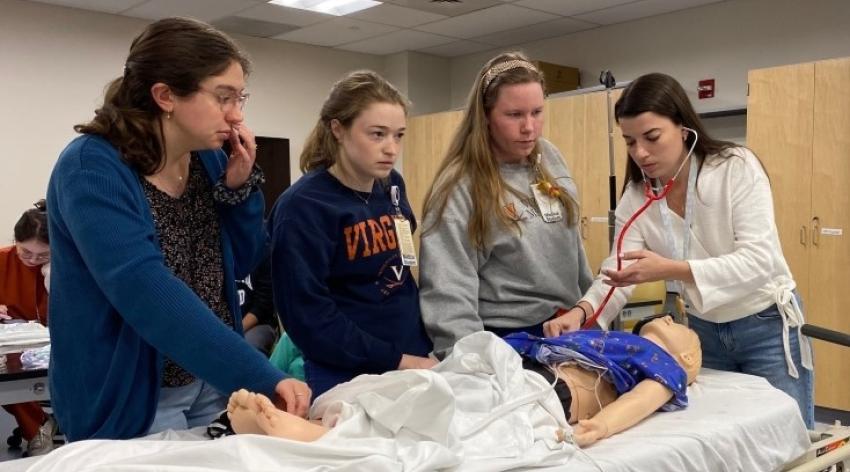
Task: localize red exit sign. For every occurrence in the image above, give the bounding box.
[698,79,715,99]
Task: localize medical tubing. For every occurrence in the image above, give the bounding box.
[581,194,655,329]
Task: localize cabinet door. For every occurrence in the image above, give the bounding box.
[405,110,463,219]
[809,57,850,410]
[746,63,815,304]
[547,91,626,273]
[405,110,463,276]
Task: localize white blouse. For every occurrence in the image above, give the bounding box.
[581,147,811,376]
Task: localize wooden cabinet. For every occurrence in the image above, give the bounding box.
[544,90,627,272]
[404,109,463,228]
[747,57,850,410]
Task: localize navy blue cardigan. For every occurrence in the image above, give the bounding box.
[47,135,286,440]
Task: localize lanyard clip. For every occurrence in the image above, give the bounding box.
[390,185,402,215]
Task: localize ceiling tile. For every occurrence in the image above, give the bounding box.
[349,3,447,28]
[212,15,300,38]
[416,4,558,39]
[473,17,596,46]
[273,17,399,47]
[236,3,332,27]
[417,39,494,57]
[382,0,504,17]
[514,0,634,17]
[340,29,453,55]
[574,0,724,26]
[120,0,262,22]
[27,0,143,14]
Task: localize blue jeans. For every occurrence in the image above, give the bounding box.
[688,302,814,428]
[148,380,226,434]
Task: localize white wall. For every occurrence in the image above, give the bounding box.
[449,0,850,113]
[377,51,451,173]
[0,0,384,235]
[7,0,850,233]
[406,52,452,117]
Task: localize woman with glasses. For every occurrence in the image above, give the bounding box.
[46,17,310,441]
[0,200,55,456]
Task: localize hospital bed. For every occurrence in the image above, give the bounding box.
[4,327,850,472]
[0,373,822,471]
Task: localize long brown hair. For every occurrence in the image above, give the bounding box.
[75,17,250,176]
[422,51,578,250]
[615,73,740,192]
[300,70,409,173]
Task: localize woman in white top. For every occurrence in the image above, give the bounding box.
[544,72,813,428]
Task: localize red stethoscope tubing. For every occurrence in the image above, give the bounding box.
[580,178,676,329]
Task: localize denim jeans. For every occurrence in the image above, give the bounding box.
[148,380,227,434]
[688,301,814,428]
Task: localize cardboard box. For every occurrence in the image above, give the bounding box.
[533,60,580,94]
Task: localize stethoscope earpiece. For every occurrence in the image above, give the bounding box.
[640,126,699,199]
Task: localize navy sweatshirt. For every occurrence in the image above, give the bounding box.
[268,168,432,397]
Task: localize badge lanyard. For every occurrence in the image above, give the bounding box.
[530,153,564,223]
[658,156,698,318]
[390,185,417,267]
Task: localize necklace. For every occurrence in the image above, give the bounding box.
[328,166,373,205]
[351,189,372,205]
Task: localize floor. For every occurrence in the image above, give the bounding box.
[0,411,24,462]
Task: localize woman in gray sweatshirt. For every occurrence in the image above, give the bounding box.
[419,52,593,358]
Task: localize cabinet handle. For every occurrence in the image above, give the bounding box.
[812,217,820,247]
[800,225,807,246]
[580,216,588,240]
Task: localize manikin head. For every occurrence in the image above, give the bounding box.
[637,315,702,384]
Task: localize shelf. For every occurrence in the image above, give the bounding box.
[699,107,747,119]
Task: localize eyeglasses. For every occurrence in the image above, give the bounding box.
[15,244,50,263]
[197,88,250,113]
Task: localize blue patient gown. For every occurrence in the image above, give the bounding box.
[505,330,689,411]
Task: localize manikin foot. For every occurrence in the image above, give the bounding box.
[228,389,328,441]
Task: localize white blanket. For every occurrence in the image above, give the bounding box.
[23,332,582,472]
[15,333,810,472]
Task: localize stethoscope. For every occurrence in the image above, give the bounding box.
[582,126,699,329]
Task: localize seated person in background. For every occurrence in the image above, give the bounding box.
[227,315,701,447]
[0,200,56,456]
[237,251,277,356]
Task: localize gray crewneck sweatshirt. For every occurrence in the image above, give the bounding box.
[419,138,593,357]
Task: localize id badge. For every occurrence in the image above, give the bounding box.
[394,216,418,266]
[530,184,563,223]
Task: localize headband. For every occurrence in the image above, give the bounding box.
[481,59,538,94]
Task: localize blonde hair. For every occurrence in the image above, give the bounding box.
[300,70,409,172]
[421,51,578,249]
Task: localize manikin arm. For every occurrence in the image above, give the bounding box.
[573,379,673,447]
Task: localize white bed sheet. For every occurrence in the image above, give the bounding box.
[558,368,810,471]
[1,341,810,472]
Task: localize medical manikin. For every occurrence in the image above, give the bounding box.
[227,316,701,447]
